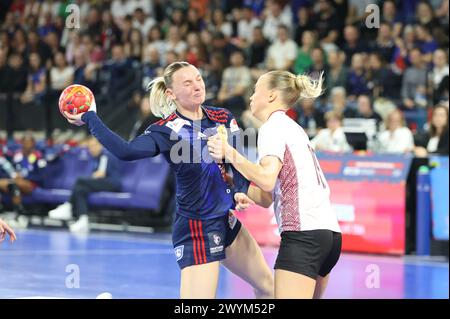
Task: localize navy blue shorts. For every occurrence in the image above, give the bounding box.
[172,211,242,269]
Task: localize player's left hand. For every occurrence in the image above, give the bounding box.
[234,193,255,211]
[207,134,229,162]
[64,111,85,126]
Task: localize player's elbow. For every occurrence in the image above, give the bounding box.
[259,180,276,193]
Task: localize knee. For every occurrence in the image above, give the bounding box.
[255,271,274,299]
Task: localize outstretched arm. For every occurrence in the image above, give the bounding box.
[0,219,16,243]
[65,111,162,161]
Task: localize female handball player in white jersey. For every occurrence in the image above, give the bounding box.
[208,70,342,299]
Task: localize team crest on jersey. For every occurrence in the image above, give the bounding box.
[230,119,239,133]
[166,118,190,133]
[208,232,224,254]
[174,245,184,261]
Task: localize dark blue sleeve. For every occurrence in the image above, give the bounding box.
[81,111,168,161]
[227,113,250,195]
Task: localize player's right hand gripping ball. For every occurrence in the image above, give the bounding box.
[59,84,95,117]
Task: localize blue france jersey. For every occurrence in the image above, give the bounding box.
[82,106,249,220]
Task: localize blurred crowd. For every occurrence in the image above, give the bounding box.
[0,0,448,157]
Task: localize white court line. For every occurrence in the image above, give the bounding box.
[14,228,173,245]
[0,248,172,256]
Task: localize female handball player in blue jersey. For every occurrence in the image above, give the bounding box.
[63,62,273,299]
[208,70,341,299]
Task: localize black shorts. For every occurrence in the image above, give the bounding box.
[172,211,242,269]
[274,230,342,279]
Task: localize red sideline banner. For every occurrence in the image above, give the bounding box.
[236,152,412,255]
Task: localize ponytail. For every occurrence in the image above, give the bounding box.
[295,72,324,99]
[147,77,176,119]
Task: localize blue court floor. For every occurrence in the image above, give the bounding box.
[0,229,448,299]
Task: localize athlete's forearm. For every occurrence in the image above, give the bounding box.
[224,146,276,192]
[247,184,273,208]
[82,112,159,161]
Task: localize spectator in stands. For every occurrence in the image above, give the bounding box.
[326,86,357,118]
[141,47,162,90]
[186,7,204,33]
[414,104,449,156]
[165,25,188,59]
[377,109,414,154]
[354,95,383,129]
[367,52,402,103]
[185,32,207,67]
[124,28,144,63]
[218,50,252,119]
[49,136,121,233]
[203,52,225,105]
[401,48,428,109]
[50,50,74,92]
[129,94,159,139]
[144,25,166,65]
[296,98,325,139]
[25,29,52,66]
[342,25,368,66]
[262,0,292,43]
[20,52,46,105]
[237,5,261,45]
[312,0,340,46]
[210,31,239,65]
[381,0,403,38]
[10,28,27,62]
[325,49,348,96]
[415,24,439,64]
[293,5,314,47]
[0,51,27,95]
[103,44,135,104]
[100,10,122,54]
[311,110,352,153]
[248,26,269,69]
[415,1,442,30]
[0,133,45,215]
[293,30,315,75]
[210,9,233,38]
[307,47,329,78]
[266,24,297,71]
[430,49,449,105]
[370,23,396,64]
[132,7,155,38]
[347,53,370,101]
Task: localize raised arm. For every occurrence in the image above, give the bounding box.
[65,111,162,161]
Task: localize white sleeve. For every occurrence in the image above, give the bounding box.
[257,121,286,163]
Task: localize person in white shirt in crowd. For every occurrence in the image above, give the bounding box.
[266,25,297,71]
[218,50,252,118]
[237,6,262,45]
[430,49,449,104]
[165,25,188,59]
[262,0,293,43]
[311,110,352,153]
[210,9,233,38]
[50,51,74,91]
[132,7,156,38]
[208,70,341,299]
[377,109,414,154]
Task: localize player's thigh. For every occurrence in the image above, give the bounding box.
[180,261,220,299]
[275,269,316,299]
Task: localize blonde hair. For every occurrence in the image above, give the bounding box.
[265,70,324,105]
[147,61,191,118]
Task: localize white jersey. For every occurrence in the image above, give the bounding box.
[257,111,341,233]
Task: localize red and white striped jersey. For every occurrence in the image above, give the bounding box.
[257,111,341,233]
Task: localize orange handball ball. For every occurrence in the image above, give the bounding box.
[58,84,94,116]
